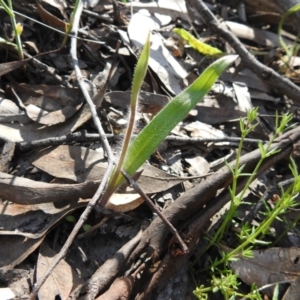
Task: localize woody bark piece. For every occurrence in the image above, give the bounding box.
[70,230,143,300]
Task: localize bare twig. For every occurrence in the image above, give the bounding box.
[29,1,116,298]
[186,0,300,104]
[121,169,189,254]
[17,131,264,151]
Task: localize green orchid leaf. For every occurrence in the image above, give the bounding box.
[105,32,151,197]
[110,54,237,190]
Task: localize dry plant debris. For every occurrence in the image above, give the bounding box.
[1,0,300,299]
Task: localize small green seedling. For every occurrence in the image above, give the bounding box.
[65,215,76,222]
[101,32,237,205]
[61,0,80,47]
[0,0,23,60]
[192,110,294,300]
[278,3,300,72]
[82,224,92,232]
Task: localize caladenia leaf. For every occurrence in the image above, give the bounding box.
[103,32,151,202]
[105,54,238,195]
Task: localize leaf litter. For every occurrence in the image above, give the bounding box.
[1,0,300,299]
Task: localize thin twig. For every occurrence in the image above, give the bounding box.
[28,1,116,298]
[17,131,265,151]
[121,169,189,254]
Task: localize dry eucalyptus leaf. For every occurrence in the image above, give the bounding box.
[12,83,83,125]
[0,69,108,143]
[30,145,107,183]
[0,198,88,238]
[183,121,228,139]
[128,10,187,95]
[36,0,69,31]
[185,155,210,176]
[123,0,188,22]
[0,235,44,268]
[37,242,84,300]
[30,145,188,193]
[104,91,169,114]
[0,98,31,124]
[193,105,246,125]
[282,275,300,300]
[0,59,30,77]
[223,21,291,48]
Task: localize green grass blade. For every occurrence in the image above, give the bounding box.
[112,54,237,189]
[278,3,300,56]
[0,0,14,17]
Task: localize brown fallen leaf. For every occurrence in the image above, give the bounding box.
[104,91,170,114]
[30,145,190,193]
[0,235,44,268]
[37,242,84,300]
[0,68,109,143]
[0,198,89,238]
[36,0,69,31]
[12,83,84,125]
[0,59,31,76]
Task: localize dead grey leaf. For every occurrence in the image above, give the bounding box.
[185,155,210,176]
[223,21,291,48]
[282,275,300,300]
[12,84,84,125]
[104,91,169,114]
[128,10,187,95]
[0,98,31,124]
[230,247,300,296]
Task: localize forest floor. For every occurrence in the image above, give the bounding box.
[1,0,300,299]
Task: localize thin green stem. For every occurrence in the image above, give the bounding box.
[101,33,151,204]
[6,0,24,60]
[62,0,81,47]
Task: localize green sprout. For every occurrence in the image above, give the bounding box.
[0,0,24,60]
[101,33,237,205]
